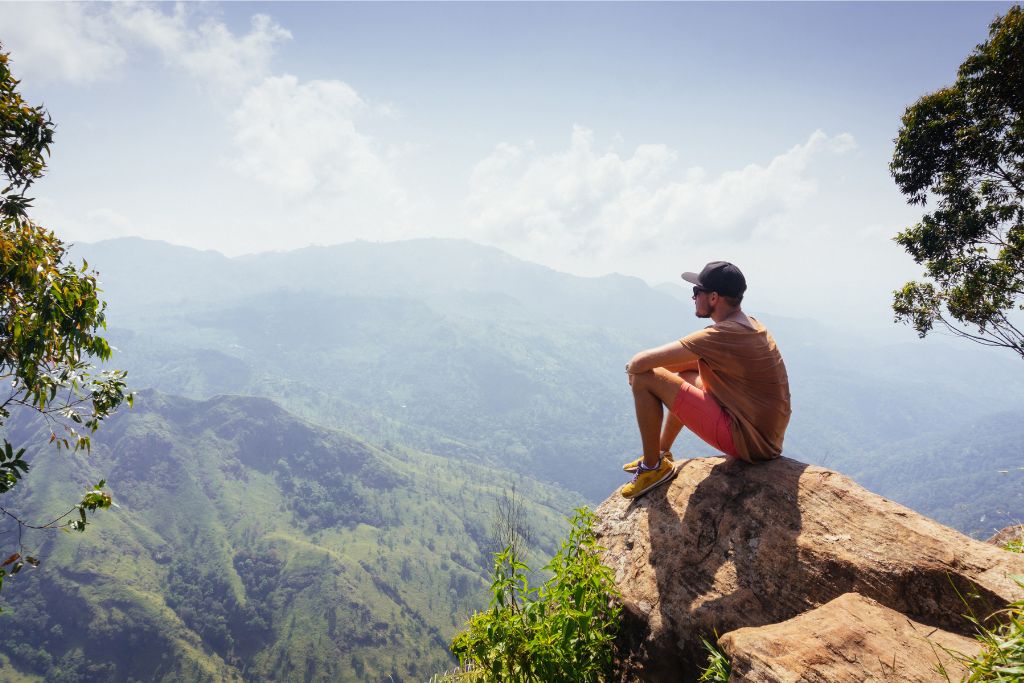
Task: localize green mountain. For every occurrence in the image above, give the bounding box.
[76,237,1024,508]
[0,391,579,682]
[850,410,1024,539]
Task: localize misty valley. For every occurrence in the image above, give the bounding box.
[1,239,1022,682]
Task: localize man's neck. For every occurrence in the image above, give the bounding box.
[711,306,742,324]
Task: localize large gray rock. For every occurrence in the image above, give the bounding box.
[594,457,1024,681]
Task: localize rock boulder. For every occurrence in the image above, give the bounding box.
[719,592,979,682]
[594,457,1024,681]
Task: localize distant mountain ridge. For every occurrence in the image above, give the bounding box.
[76,237,666,332]
[73,236,1024,519]
[852,409,1024,537]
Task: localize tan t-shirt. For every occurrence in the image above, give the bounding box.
[678,316,791,463]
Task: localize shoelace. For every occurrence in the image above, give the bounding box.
[631,454,663,481]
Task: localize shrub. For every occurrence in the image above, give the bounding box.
[450,508,620,682]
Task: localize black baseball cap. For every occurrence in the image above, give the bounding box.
[681,261,747,297]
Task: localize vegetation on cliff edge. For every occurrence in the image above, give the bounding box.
[448,508,620,683]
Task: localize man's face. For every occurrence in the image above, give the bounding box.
[692,288,714,319]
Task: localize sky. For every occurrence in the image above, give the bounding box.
[0,1,1017,334]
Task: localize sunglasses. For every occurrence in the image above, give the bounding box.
[692,286,712,297]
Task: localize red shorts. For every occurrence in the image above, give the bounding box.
[670,382,739,458]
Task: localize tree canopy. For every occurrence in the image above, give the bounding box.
[0,45,130,592]
[890,5,1024,358]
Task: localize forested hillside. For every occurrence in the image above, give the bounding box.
[851,410,1024,538]
[75,238,1024,516]
[0,392,577,682]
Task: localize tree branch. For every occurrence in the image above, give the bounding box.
[0,503,79,531]
[935,310,1024,358]
[994,163,1024,196]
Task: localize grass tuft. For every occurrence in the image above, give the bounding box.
[936,577,1024,682]
[426,663,478,682]
[958,583,1024,682]
[698,634,730,683]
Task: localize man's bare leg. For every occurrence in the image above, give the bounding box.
[631,368,687,468]
[659,370,702,452]
[660,414,684,453]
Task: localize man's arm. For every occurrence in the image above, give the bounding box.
[627,341,700,375]
[662,358,700,373]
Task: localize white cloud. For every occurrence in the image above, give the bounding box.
[0,3,127,83]
[228,73,403,216]
[466,127,857,260]
[31,198,136,246]
[108,3,189,58]
[2,2,404,237]
[0,3,289,90]
[114,7,291,91]
[229,75,399,201]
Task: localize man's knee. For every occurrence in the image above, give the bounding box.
[632,367,673,388]
[630,368,655,393]
[634,368,685,405]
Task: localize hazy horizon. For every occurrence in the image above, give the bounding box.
[1,1,1017,335]
[74,233,1007,353]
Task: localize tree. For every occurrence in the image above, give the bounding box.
[487,484,534,565]
[890,6,1024,357]
[0,45,130,593]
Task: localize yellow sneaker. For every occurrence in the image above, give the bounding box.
[622,450,674,473]
[620,455,678,499]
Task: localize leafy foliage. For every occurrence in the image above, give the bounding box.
[0,44,129,592]
[890,6,1024,357]
[450,508,620,683]
[0,441,28,494]
[0,47,51,220]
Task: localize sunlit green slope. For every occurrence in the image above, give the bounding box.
[0,391,578,682]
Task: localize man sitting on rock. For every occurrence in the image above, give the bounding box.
[621,261,791,499]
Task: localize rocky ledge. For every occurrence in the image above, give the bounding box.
[594,457,1024,682]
